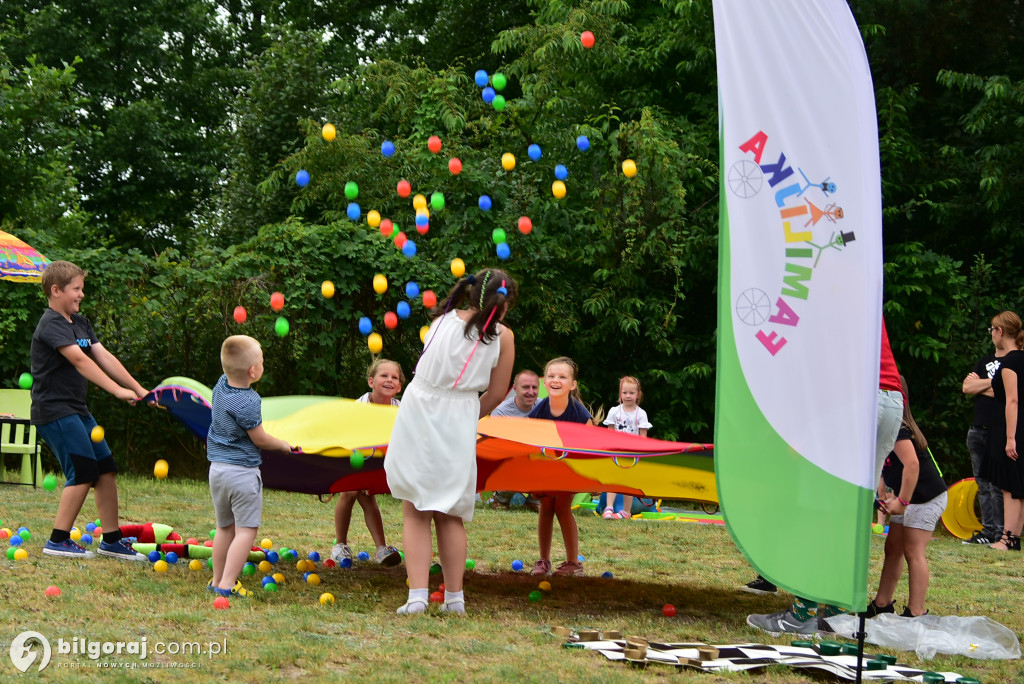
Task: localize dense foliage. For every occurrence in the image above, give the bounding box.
[1,0,1021,479]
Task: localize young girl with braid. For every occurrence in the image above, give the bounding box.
[385,268,517,614]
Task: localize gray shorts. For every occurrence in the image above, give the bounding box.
[209,461,262,529]
[890,491,947,532]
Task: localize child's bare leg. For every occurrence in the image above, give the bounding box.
[537,496,555,560]
[434,512,467,593]
[554,494,579,561]
[402,501,433,589]
[334,491,357,543]
[212,525,235,587]
[217,526,257,590]
[903,526,932,615]
[53,483,91,531]
[621,495,634,517]
[359,493,387,548]
[873,523,905,606]
[94,472,120,533]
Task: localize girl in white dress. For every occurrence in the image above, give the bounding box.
[385,268,517,614]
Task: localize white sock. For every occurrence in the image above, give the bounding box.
[397,588,428,614]
[441,590,465,614]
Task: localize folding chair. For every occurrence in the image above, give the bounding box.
[0,389,43,487]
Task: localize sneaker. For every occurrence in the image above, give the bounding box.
[963,531,993,545]
[375,545,402,567]
[900,606,928,617]
[746,609,817,636]
[331,543,352,563]
[43,539,96,559]
[858,599,895,618]
[213,581,250,598]
[97,539,146,561]
[531,559,551,576]
[553,560,585,577]
[602,508,615,519]
[739,576,778,595]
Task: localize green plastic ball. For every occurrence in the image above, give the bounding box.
[43,474,58,492]
[491,228,507,245]
[492,95,506,111]
[492,73,507,91]
[528,590,542,602]
[209,529,216,539]
[6,547,16,560]
[350,450,365,470]
[430,192,445,211]
[19,529,30,542]
[465,558,476,570]
[18,372,33,390]
[242,562,256,576]
[264,582,278,592]
[344,181,359,200]
[275,317,289,337]
[429,562,442,575]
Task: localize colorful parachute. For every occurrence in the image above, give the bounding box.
[147,378,716,504]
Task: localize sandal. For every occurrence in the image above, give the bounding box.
[396,597,429,615]
[989,529,1022,551]
[614,511,632,519]
[439,598,466,614]
[602,508,615,519]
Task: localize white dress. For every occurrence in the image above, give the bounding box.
[385,310,502,521]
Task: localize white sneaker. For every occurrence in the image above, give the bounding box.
[331,543,352,563]
[375,545,402,567]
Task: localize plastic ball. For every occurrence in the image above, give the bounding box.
[501,153,516,171]
[357,551,370,562]
[346,450,363,470]
[429,591,444,603]
[528,144,542,161]
[405,282,420,298]
[213,596,230,609]
[165,552,179,564]
[552,180,566,199]
[396,301,411,319]
[427,136,443,154]
[90,425,105,443]
[538,581,551,591]
[393,228,407,248]
[448,157,462,175]
[153,459,169,480]
[69,529,80,541]
[263,582,278,593]
[259,561,273,574]
[430,192,445,211]
[478,195,492,211]
[308,551,321,562]
[367,333,383,354]
[451,258,466,278]
[306,573,321,586]
[419,325,430,343]
[18,372,33,390]
[601,571,613,579]
[296,170,310,187]
[578,555,586,563]
[269,291,285,311]
[429,562,442,575]
[492,95,506,111]
[274,317,289,337]
[43,474,58,492]
[581,31,595,48]
[663,603,676,617]
[340,558,353,568]
[321,123,336,141]
[189,559,203,571]
[45,586,61,597]
[415,212,430,227]
[381,140,396,157]
[358,317,372,336]
[492,228,507,245]
[492,73,507,91]
[266,550,280,564]
[344,181,359,201]
[474,69,489,87]
[9,534,23,546]
[321,280,335,299]
[496,243,511,261]
[373,274,388,294]
[397,179,411,198]
[5,548,15,560]
[346,202,361,221]
[518,216,533,234]
[576,135,590,152]
[319,592,335,605]
[872,523,884,534]
[482,87,496,104]
[154,560,169,573]
[272,572,286,584]
[14,548,27,560]
[186,538,199,546]
[233,306,247,324]
[324,558,336,568]
[466,558,476,570]
[422,290,437,309]
[367,210,381,228]
[512,559,524,571]
[259,576,275,587]
[79,534,93,546]
[622,159,637,177]
[379,218,394,237]
[260,538,273,550]
[384,312,398,330]
[528,590,542,602]
[554,164,568,180]
[402,240,417,258]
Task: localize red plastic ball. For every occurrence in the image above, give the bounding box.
[427,136,442,154]
[662,603,676,617]
[323,559,336,568]
[397,179,411,198]
[384,312,398,329]
[448,157,462,175]
[270,292,285,312]
[379,218,394,237]
[186,538,199,545]
[416,222,429,235]
[232,306,247,324]
[429,591,444,603]
[45,586,61,597]
[393,231,408,249]
[422,290,437,309]
[581,31,595,49]
[517,216,533,234]
[213,596,230,610]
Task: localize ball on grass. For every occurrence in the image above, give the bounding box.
[154,560,169,573]
[429,591,444,603]
[662,603,676,617]
[189,559,203,571]
[512,559,524,571]
[601,571,613,579]
[319,592,335,606]
[153,459,169,480]
[45,586,62,597]
[538,581,551,592]
[528,590,542,602]
[148,550,162,562]
[213,596,230,609]
[357,551,370,562]
[465,558,476,570]
[165,552,179,564]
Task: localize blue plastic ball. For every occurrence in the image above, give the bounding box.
[79,534,93,546]
[17,527,28,535]
[308,551,321,562]
[396,301,411,319]
[512,559,524,571]
[357,551,370,561]
[266,550,280,563]
[576,135,590,152]
[602,571,613,579]
[303,572,311,581]
[147,550,161,562]
[496,242,511,260]
[528,144,542,161]
[358,317,372,336]
[340,557,353,568]
[481,87,496,104]
[474,70,489,87]
[9,535,23,547]
[381,140,396,157]
[478,195,492,211]
[347,202,361,221]
[261,576,277,587]
[402,240,417,258]
[405,282,420,298]
[86,523,97,533]
[415,213,429,227]
[296,170,310,187]
[577,554,586,563]
[165,551,179,564]
[555,164,569,180]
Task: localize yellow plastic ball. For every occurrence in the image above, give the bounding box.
[552,180,566,199]
[539,580,552,591]
[272,572,286,584]
[416,207,429,220]
[451,258,466,278]
[319,592,335,605]
[153,459,169,480]
[189,559,203,571]
[70,529,82,542]
[306,573,321,586]
[622,159,637,178]
[322,123,336,141]
[14,548,28,560]
[260,538,273,550]
[90,425,105,443]
[367,332,383,354]
[501,153,516,171]
[258,560,273,573]
[420,325,430,344]
[321,280,335,299]
[367,210,381,228]
[372,274,388,294]
[296,559,308,572]
[412,194,427,211]
[154,560,169,573]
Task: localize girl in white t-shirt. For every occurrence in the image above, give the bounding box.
[602,376,652,519]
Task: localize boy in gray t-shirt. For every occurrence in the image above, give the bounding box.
[206,335,291,599]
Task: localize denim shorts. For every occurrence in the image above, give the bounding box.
[890,491,948,532]
[36,413,115,486]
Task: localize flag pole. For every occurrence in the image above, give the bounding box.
[855,613,867,683]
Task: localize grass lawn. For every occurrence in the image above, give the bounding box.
[1,474,1021,682]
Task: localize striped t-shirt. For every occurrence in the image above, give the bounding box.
[207,374,263,467]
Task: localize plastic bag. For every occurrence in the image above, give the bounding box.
[825,613,1021,660]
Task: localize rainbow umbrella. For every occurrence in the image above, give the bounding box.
[0,230,50,282]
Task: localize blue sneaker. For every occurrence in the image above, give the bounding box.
[97,539,146,561]
[43,539,96,559]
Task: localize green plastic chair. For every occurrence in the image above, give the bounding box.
[0,389,43,487]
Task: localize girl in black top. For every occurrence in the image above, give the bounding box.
[987,310,1024,551]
